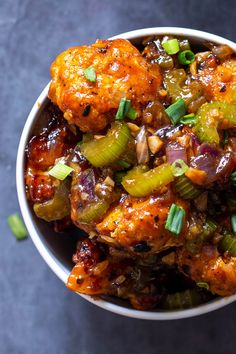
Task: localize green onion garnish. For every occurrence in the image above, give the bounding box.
[165,203,185,236]
[172,159,189,177]
[114,171,126,184]
[197,282,209,291]
[126,106,138,120]
[231,214,236,234]
[7,213,28,240]
[162,39,180,55]
[178,50,195,65]
[116,98,131,120]
[165,99,186,125]
[83,66,96,82]
[117,160,131,169]
[231,171,236,185]
[180,113,196,126]
[48,162,74,180]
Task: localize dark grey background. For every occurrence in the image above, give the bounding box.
[1,0,236,353]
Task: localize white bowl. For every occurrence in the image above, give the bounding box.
[17,27,236,320]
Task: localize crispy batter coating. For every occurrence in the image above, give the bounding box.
[49,39,162,132]
[178,245,236,296]
[96,190,188,254]
[25,106,77,203]
[198,57,236,103]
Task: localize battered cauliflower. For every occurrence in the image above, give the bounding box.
[178,245,236,296]
[49,39,162,132]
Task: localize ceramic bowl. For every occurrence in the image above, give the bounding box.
[16,27,236,320]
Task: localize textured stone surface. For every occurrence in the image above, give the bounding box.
[1,0,236,353]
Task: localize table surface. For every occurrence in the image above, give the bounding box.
[1,0,236,353]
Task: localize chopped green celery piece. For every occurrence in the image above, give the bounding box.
[219,234,236,256]
[195,102,236,144]
[162,39,180,55]
[164,69,203,106]
[77,200,110,223]
[80,122,130,167]
[186,219,217,254]
[33,181,71,222]
[162,289,202,310]
[175,175,200,199]
[122,163,174,197]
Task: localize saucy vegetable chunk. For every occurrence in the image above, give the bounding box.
[26,35,236,311]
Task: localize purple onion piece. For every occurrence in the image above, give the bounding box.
[198,143,220,157]
[79,168,96,200]
[166,143,187,163]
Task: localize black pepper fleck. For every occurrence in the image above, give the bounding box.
[220,85,227,92]
[82,104,91,116]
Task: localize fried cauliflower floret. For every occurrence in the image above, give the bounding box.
[49,39,162,132]
[96,190,188,254]
[198,57,236,103]
[178,245,236,296]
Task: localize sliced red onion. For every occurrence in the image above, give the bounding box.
[136,126,149,164]
[198,143,220,157]
[191,151,234,184]
[79,168,96,201]
[216,152,234,183]
[166,143,187,164]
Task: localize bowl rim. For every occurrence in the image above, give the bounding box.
[17,27,236,320]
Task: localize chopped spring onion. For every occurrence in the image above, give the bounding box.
[117,160,131,169]
[116,98,137,120]
[178,50,195,65]
[49,163,74,180]
[231,214,236,234]
[180,113,196,126]
[114,171,126,184]
[126,106,138,120]
[165,99,186,125]
[231,171,236,185]
[162,39,180,55]
[7,213,28,240]
[172,159,189,177]
[219,234,236,256]
[116,98,131,120]
[165,203,185,236]
[83,66,96,82]
[197,282,209,291]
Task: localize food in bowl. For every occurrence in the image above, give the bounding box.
[25,35,236,311]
